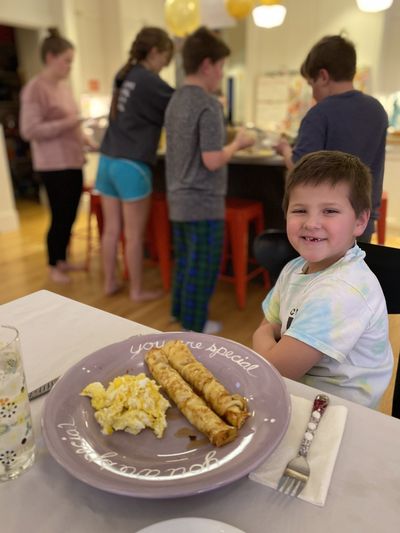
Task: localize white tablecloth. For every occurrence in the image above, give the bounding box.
[1,290,399,533]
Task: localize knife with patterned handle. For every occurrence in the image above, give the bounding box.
[28,377,59,401]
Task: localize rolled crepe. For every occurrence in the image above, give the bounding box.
[162,340,249,429]
[145,348,237,447]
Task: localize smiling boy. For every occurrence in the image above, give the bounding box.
[252,151,393,408]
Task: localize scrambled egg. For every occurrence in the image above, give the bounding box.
[81,373,170,438]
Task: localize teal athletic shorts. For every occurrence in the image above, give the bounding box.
[95,154,152,201]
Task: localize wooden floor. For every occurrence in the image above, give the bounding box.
[1,198,399,415]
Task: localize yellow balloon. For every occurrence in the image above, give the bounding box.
[165,0,201,38]
[225,0,255,20]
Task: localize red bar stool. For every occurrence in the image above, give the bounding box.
[220,198,271,309]
[377,191,388,245]
[84,186,103,272]
[146,192,172,291]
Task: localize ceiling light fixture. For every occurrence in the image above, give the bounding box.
[252,1,287,29]
[356,0,393,13]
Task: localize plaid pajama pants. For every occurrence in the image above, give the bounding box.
[171,220,225,332]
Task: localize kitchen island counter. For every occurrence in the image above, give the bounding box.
[154,152,286,230]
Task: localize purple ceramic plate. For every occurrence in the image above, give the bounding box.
[42,332,291,498]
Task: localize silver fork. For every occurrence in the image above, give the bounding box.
[277,393,330,497]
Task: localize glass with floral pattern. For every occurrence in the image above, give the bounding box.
[0,325,35,481]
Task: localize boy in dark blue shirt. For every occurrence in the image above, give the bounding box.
[277,35,388,242]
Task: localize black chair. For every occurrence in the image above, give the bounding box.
[253,230,297,285]
[253,230,400,418]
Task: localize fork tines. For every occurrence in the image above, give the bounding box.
[277,467,308,496]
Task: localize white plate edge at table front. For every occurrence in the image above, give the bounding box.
[136,517,246,533]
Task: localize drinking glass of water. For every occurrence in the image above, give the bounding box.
[0,325,35,481]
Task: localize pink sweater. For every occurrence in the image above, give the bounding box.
[20,74,85,171]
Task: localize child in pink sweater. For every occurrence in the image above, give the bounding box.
[20,28,92,283]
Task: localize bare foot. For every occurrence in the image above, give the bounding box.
[49,267,70,284]
[130,289,164,302]
[202,320,222,335]
[57,261,87,272]
[104,283,123,296]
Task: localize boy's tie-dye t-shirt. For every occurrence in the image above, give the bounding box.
[262,244,393,408]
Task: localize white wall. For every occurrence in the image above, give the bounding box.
[0,0,56,29]
[222,20,247,124]
[376,5,400,94]
[0,126,19,232]
[72,0,108,95]
[117,0,175,88]
[71,0,175,98]
[383,146,400,231]
[99,0,124,94]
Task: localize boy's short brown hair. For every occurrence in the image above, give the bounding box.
[182,26,230,75]
[283,151,372,217]
[300,35,356,82]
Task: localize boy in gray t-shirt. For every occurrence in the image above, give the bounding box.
[165,27,253,334]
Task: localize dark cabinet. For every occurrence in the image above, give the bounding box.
[0,25,36,200]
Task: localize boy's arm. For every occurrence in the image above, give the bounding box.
[253,318,281,347]
[252,318,322,380]
[275,137,294,170]
[290,108,326,164]
[276,107,326,171]
[202,127,254,171]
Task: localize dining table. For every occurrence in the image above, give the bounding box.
[1,289,399,533]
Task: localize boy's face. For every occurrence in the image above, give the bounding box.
[286,181,369,274]
[204,58,225,93]
[307,69,330,102]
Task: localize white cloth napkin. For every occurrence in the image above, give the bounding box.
[249,394,348,506]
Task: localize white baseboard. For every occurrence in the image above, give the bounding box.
[387,219,400,233]
[0,208,20,233]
